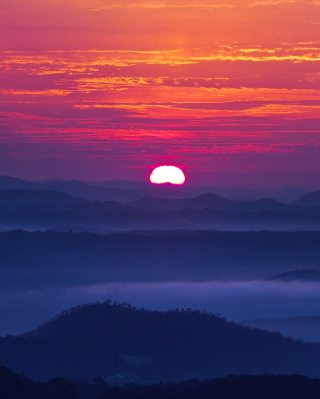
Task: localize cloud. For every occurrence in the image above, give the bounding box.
[1,2,319,186]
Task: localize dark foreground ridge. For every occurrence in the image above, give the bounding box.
[1,364,320,399]
[0,364,77,399]
[93,374,320,399]
[2,302,320,382]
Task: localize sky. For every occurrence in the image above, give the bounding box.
[0,0,320,189]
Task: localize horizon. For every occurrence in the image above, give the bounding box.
[0,173,318,193]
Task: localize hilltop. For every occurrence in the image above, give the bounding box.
[1,301,320,382]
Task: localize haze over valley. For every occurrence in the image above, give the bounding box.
[0,177,320,345]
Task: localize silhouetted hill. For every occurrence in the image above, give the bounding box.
[295,190,320,207]
[0,365,41,399]
[2,189,320,231]
[162,207,320,231]
[0,176,150,203]
[73,201,127,215]
[0,179,318,232]
[130,193,316,214]
[0,176,310,204]
[241,316,320,343]
[96,374,320,399]
[0,189,151,231]
[41,180,149,203]
[270,188,308,203]
[0,190,320,232]
[91,180,308,202]
[2,302,320,382]
[2,364,320,399]
[0,189,82,211]
[0,364,79,399]
[0,176,38,190]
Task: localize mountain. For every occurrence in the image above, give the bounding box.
[96,374,320,399]
[88,179,152,191]
[41,180,149,203]
[196,187,308,203]
[0,364,80,399]
[273,188,309,203]
[2,364,320,399]
[0,176,38,190]
[1,176,309,203]
[295,191,320,208]
[0,176,150,203]
[2,301,320,382]
[2,189,320,232]
[241,316,320,343]
[0,189,137,231]
[0,189,82,211]
[161,207,320,231]
[0,365,44,399]
[90,180,308,202]
[130,193,318,214]
[0,189,159,231]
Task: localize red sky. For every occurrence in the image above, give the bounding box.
[0,0,320,188]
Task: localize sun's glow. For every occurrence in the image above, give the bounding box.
[150,165,186,185]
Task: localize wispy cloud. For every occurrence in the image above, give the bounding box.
[1,0,320,186]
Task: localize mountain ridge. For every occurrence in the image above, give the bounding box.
[295,190,320,208]
[0,176,311,203]
[129,192,319,214]
[2,301,320,382]
[1,188,320,232]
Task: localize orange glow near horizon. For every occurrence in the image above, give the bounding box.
[0,0,320,188]
[150,166,186,185]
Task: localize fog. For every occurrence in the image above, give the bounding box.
[2,280,320,336]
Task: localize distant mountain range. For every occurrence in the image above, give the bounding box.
[0,189,82,210]
[295,190,320,208]
[2,301,320,382]
[0,187,320,232]
[91,179,309,203]
[0,176,149,203]
[0,176,311,203]
[129,192,319,214]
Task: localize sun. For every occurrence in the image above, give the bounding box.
[150,165,186,185]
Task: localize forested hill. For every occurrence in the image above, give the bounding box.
[1,302,320,382]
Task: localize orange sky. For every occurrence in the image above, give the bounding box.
[0,0,319,188]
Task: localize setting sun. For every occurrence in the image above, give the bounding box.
[150,166,185,185]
